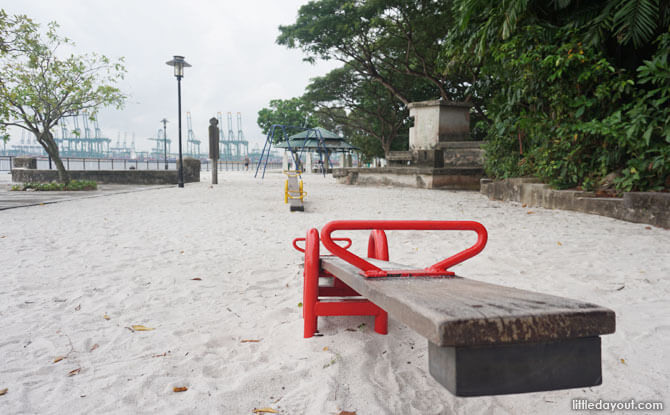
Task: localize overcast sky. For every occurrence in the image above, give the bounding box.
[4,0,338,153]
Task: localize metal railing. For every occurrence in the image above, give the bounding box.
[0,155,283,173]
[201,159,282,171]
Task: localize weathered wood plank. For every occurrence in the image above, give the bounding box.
[320,256,615,347]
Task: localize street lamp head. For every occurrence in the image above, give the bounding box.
[165,55,191,79]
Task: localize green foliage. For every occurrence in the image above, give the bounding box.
[608,31,670,191]
[256,97,318,143]
[11,180,98,191]
[0,10,126,183]
[481,26,670,192]
[274,0,669,192]
[278,0,462,105]
[303,65,410,158]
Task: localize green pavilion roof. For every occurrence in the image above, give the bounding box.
[275,127,358,152]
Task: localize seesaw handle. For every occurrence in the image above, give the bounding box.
[320,220,487,277]
[292,237,352,253]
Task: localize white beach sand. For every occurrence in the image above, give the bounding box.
[0,171,668,414]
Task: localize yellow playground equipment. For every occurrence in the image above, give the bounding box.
[284,170,306,210]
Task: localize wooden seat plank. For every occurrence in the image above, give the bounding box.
[320,256,615,347]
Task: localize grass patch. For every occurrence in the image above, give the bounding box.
[11,180,98,191]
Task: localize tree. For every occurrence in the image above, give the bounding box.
[304,65,409,158]
[455,0,670,69]
[256,97,319,142]
[277,0,470,106]
[450,0,670,191]
[0,11,126,182]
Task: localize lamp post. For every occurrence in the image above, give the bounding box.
[160,118,169,170]
[165,55,191,188]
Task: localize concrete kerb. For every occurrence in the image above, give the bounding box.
[480,178,669,229]
[0,184,173,211]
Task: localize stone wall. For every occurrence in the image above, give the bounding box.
[333,167,483,190]
[11,157,201,185]
[12,169,200,185]
[481,178,669,228]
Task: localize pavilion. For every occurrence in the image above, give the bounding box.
[275,127,358,172]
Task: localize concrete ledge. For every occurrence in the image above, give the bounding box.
[13,156,37,169]
[11,168,200,185]
[481,178,669,228]
[333,167,483,190]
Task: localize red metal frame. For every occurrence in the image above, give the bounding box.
[292,237,352,253]
[321,220,487,278]
[299,229,387,338]
[296,220,487,338]
[367,229,389,261]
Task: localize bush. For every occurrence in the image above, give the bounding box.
[11,180,98,191]
[482,28,670,193]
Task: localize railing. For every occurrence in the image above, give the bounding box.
[0,156,283,172]
[0,156,12,172]
[201,159,282,171]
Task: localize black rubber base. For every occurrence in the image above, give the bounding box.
[428,336,602,396]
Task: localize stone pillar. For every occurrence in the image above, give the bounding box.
[13,156,37,169]
[208,117,219,184]
[408,100,471,151]
[178,157,201,183]
[344,153,352,168]
[305,152,312,173]
[282,151,289,171]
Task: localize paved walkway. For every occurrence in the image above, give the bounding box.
[0,172,171,210]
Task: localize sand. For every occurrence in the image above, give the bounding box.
[0,171,668,414]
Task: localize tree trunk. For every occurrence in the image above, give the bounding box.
[382,140,392,159]
[38,130,70,183]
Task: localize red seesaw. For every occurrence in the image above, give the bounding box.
[292,220,615,396]
[292,220,487,338]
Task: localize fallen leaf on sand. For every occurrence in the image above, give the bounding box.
[645,226,652,230]
[67,368,81,377]
[0,388,7,396]
[90,344,99,352]
[527,211,535,214]
[557,241,562,246]
[75,304,81,311]
[522,204,527,208]
[131,325,154,331]
[103,315,110,320]
[253,408,278,414]
[191,277,202,281]
[241,339,260,343]
[53,356,65,363]
[0,235,6,238]
[173,387,188,392]
[620,358,626,364]
[323,346,329,351]
[339,411,357,415]
[180,250,184,254]
[345,328,356,332]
